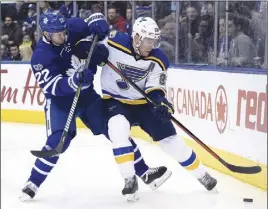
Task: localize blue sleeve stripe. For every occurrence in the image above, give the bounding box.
[179,151,196,167]
[113,146,134,156]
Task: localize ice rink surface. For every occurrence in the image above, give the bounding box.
[1,122,267,209]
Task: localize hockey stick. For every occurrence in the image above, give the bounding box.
[30,35,99,158]
[107,61,262,174]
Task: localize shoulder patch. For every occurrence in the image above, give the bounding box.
[159,73,167,85]
[109,30,117,38]
[33,64,43,71]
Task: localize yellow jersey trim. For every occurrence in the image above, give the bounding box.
[108,40,132,55]
[103,95,147,105]
[145,56,167,71]
[145,87,167,95]
[75,38,90,47]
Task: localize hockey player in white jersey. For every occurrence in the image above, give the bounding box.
[98,17,217,201]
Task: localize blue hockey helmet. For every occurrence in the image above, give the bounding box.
[39,13,68,33]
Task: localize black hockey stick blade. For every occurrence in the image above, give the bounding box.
[219,158,262,174]
[30,149,60,158]
[30,133,65,158]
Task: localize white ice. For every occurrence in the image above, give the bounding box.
[1,122,267,209]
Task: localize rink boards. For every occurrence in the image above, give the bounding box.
[1,63,267,190]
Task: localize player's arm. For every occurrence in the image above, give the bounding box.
[145,51,174,122]
[73,39,109,71]
[31,51,93,96]
[66,13,109,45]
[84,13,109,41]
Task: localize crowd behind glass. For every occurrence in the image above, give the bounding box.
[1,1,267,69]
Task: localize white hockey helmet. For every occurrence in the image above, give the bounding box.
[132,17,161,54]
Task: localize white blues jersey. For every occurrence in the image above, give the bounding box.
[101,30,169,105]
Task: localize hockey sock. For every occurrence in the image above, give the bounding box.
[129,137,149,177]
[109,115,135,178]
[28,146,59,187]
[159,135,206,179]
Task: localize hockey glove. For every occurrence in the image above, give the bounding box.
[86,13,109,41]
[71,68,94,90]
[147,90,174,123]
[92,44,109,67]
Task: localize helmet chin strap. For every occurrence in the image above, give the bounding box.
[133,35,143,55]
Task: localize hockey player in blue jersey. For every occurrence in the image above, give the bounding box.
[19,13,171,202]
[81,17,217,201]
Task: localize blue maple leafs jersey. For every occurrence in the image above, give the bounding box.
[31,17,92,98]
[101,30,169,105]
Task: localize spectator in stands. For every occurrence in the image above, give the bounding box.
[23,4,37,32]
[21,33,32,46]
[39,1,54,14]
[125,3,132,35]
[191,14,213,63]
[217,17,231,66]
[48,2,63,14]
[59,1,78,18]
[79,4,91,19]
[179,5,200,62]
[0,44,11,61]
[136,1,152,18]
[160,41,175,63]
[1,1,29,26]
[91,2,104,14]
[248,4,266,66]
[1,15,23,46]
[228,15,256,67]
[19,45,33,61]
[9,44,21,61]
[183,5,200,36]
[107,4,128,33]
[161,22,176,46]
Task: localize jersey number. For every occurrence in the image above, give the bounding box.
[35,69,52,85]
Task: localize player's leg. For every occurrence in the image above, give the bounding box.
[137,105,217,191]
[80,94,170,190]
[128,137,172,190]
[20,98,77,201]
[102,98,138,201]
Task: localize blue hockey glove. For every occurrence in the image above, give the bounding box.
[147,90,174,123]
[91,44,109,67]
[71,68,94,90]
[86,13,109,41]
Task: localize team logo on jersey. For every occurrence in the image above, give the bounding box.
[33,64,43,71]
[59,17,65,23]
[43,17,48,24]
[66,55,86,77]
[116,62,150,90]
